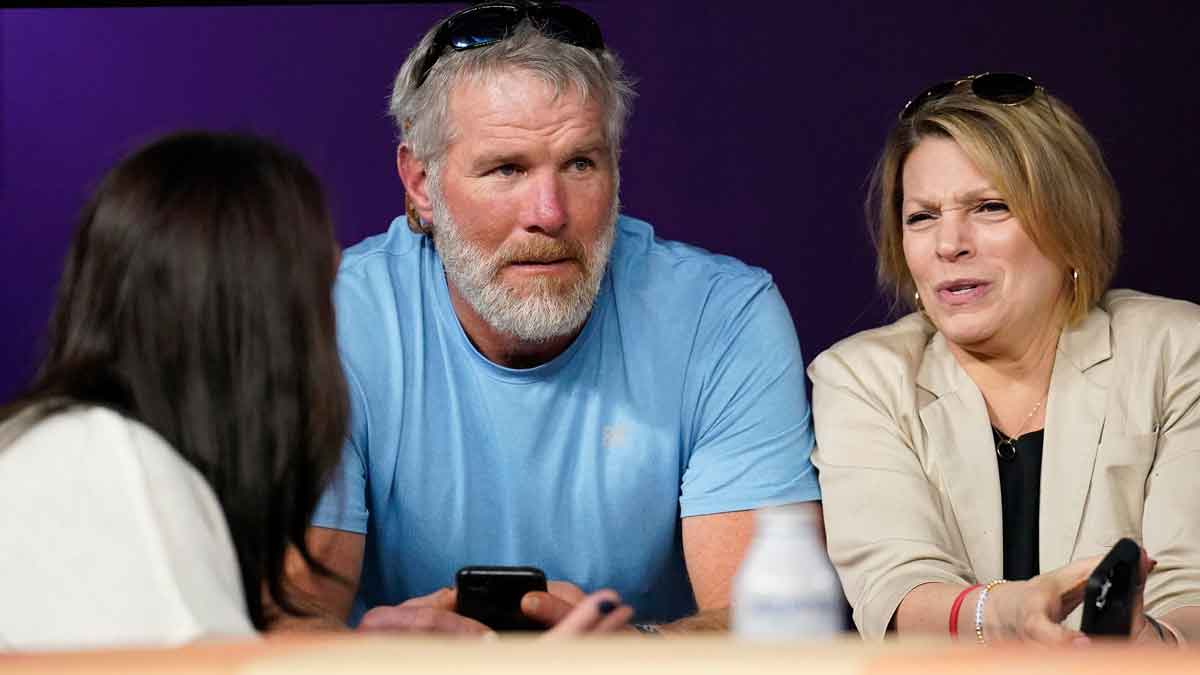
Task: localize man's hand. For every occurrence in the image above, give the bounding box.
[521,581,729,635]
[357,587,493,636]
[520,581,635,636]
[357,581,633,638]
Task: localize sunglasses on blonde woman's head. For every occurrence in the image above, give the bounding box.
[414,1,605,88]
[898,72,1042,121]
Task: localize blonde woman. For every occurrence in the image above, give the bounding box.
[812,73,1200,645]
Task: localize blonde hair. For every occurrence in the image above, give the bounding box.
[867,83,1121,324]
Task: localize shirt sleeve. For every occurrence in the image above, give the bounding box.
[311,358,372,534]
[679,277,820,517]
[0,408,256,650]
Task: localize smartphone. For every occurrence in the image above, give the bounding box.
[455,565,548,631]
[1080,538,1141,636]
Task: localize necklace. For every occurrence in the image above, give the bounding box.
[995,398,1045,461]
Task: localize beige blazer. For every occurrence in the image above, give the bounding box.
[810,289,1200,639]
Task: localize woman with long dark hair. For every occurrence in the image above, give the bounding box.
[0,132,349,649]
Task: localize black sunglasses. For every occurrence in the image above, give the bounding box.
[414,1,605,88]
[899,72,1041,121]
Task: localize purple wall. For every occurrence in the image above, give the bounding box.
[3,2,1198,399]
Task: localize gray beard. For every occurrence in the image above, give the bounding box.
[429,191,618,344]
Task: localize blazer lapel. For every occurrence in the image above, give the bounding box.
[1039,307,1112,574]
[917,331,1004,583]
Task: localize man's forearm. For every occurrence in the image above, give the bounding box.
[270,529,365,633]
[263,582,352,633]
[267,609,350,633]
[655,607,729,634]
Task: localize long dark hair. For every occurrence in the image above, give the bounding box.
[0,131,349,630]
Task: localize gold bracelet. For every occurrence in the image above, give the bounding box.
[974,579,1008,645]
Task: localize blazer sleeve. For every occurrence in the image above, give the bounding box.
[810,346,973,640]
[1142,311,1200,617]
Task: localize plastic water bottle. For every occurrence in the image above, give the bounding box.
[732,503,844,640]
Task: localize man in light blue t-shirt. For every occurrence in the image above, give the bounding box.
[296,3,820,636]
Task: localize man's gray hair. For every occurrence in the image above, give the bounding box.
[389,18,636,181]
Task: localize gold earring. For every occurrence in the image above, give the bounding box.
[914,290,926,313]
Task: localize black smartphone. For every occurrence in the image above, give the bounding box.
[455,565,548,631]
[1080,538,1141,636]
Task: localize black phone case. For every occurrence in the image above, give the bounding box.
[1080,538,1140,636]
[455,565,548,631]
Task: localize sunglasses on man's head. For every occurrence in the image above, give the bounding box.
[899,72,1041,121]
[414,1,605,88]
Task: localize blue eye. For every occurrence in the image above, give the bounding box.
[977,200,1009,213]
[568,157,595,171]
[494,164,520,177]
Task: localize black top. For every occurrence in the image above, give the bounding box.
[994,427,1045,581]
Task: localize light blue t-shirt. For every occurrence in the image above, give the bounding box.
[314,215,820,624]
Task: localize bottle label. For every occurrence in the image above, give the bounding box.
[733,593,844,639]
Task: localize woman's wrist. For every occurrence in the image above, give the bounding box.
[1140,614,1166,643]
[975,579,1009,644]
[1142,615,1183,646]
[1159,618,1186,646]
[978,578,1025,642]
[949,584,983,638]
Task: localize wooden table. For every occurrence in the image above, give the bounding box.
[2,633,1196,674]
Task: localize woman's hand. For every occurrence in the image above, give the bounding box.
[1129,550,1166,643]
[984,549,1158,645]
[981,556,1101,645]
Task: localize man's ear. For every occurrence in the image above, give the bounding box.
[397,145,435,234]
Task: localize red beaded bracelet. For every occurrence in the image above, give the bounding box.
[949,584,983,638]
